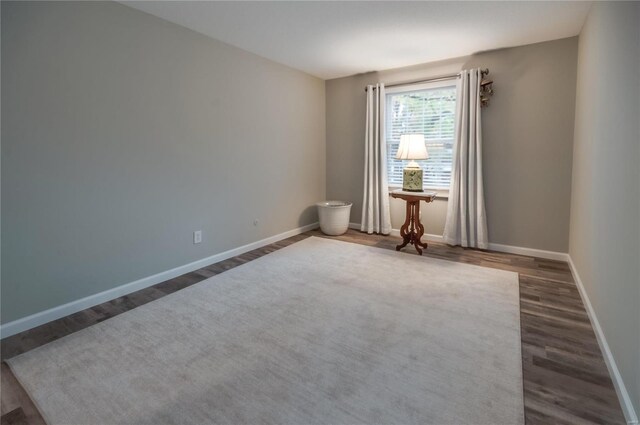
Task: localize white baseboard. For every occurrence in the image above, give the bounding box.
[349,222,443,242]
[389,228,444,242]
[349,223,566,261]
[486,242,569,262]
[0,222,319,339]
[567,257,639,425]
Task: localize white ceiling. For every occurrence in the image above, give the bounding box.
[123,1,591,80]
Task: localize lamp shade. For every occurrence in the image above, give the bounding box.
[395,134,429,160]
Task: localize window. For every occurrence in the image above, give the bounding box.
[386,81,457,189]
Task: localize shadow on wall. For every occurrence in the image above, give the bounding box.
[298,204,318,227]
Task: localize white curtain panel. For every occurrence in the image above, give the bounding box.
[361,83,392,235]
[443,69,489,249]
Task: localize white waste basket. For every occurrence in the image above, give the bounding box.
[316,201,352,236]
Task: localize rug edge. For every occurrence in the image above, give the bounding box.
[4,359,53,425]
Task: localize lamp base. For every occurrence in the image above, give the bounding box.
[402,167,423,192]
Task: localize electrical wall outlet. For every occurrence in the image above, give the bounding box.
[193,230,202,244]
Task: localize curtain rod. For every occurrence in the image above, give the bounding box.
[364,68,489,92]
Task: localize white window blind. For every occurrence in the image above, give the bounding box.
[386,83,457,189]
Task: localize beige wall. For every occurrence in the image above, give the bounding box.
[1,1,325,323]
[326,38,578,252]
[569,1,640,417]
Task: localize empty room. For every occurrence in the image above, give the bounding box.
[1,1,639,424]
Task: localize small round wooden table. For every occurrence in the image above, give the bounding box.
[390,189,437,255]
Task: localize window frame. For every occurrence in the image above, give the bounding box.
[385,79,458,197]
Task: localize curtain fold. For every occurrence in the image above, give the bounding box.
[361,83,392,235]
[443,69,489,249]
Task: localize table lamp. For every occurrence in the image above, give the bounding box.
[396,134,429,191]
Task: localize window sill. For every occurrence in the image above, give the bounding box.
[388,185,449,200]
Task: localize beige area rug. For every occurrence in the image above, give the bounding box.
[9,237,524,425]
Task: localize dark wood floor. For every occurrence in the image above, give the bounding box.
[0,230,626,424]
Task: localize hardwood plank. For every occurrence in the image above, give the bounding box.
[0,229,626,424]
[0,408,28,425]
[0,364,45,425]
